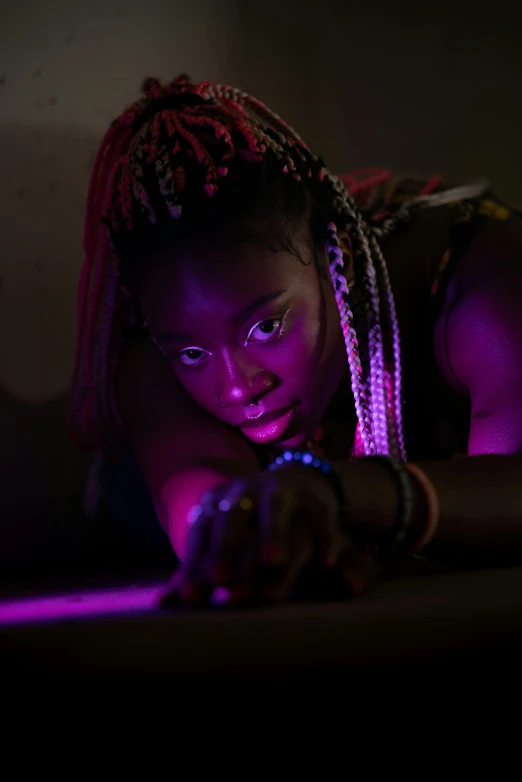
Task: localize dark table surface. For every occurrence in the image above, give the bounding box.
[2,560,522,685]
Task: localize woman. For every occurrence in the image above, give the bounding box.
[69,74,522,605]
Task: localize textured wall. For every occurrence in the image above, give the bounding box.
[0,0,243,549]
[235,1,522,202]
[0,0,520,547]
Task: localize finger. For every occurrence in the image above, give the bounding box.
[227,538,262,605]
[211,489,257,583]
[157,567,184,609]
[260,470,341,570]
[332,539,380,597]
[158,563,209,609]
[174,507,215,605]
[305,476,344,570]
[182,506,212,577]
[258,478,297,566]
[259,526,314,604]
[160,486,234,608]
[210,586,232,607]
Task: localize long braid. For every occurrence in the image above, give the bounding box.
[351,215,389,455]
[367,229,406,461]
[69,108,141,448]
[326,223,375,454]
[323,173,395,457]
[200,83,400,457]
[70,74,488,457]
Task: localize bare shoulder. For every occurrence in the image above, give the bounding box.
[434,215,522,397]
[116,333,259,497]
[450,215,522,293]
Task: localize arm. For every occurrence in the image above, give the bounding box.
[116,335,259,559]
[339,217,522,564]
[336,454,522,563]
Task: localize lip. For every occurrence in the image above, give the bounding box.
[239,404,297,444]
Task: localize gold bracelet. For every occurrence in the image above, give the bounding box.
[403,463,440,556]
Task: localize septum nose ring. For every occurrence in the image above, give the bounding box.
[216,395,261,411]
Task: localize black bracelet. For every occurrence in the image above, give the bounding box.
[267,450,349,525]
[367,456,414,558]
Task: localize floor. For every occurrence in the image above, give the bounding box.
[2,560,522,685]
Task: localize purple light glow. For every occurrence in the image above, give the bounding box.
[0,583,165,626]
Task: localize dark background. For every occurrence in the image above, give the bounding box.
[0,0,520,563]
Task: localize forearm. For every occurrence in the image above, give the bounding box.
[336,455,522,563]
[159,454,261,559]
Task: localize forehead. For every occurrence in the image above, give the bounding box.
[139,234,317,320]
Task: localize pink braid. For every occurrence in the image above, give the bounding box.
[353,220,389,455]
[170,114,219,195]
[324,173,405,458]
[94,260,120,433]
[69,109,139,448]
[183,113,235,168]
[368,231,407,461]
[71,134,116,442]
[326,223,376,455]
[202,84,305,153]
[146,114,163,163]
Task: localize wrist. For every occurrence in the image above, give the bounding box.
[333,458,427,549]
[267,449,349,524]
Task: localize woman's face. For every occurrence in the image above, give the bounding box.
[138,221,348,448]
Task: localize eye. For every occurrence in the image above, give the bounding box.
[173,347,209,366]
[247,316,285,343]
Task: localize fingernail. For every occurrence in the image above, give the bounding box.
[211,586,231,606]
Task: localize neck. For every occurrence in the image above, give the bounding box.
[318,369,357,458]
[326,368,355,416]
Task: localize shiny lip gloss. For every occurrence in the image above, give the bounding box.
[240,404,297,444]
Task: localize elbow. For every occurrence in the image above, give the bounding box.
[159,466,232,561]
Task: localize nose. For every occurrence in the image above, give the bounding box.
[216,349,275,408]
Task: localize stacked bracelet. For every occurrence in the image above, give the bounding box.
[267,452,440,561]
[403,463,440,556]
[267,450,349,524]
[367,456,415,558]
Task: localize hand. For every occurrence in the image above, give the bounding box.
[160,463,378,608]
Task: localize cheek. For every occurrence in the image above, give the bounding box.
[171,367,214,410]
[282,298,344,398]
[272,312,324,379]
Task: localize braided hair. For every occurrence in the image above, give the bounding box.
[69,74,487,459]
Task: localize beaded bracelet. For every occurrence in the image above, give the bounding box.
[267,450,349,525]
[367,456,415,558]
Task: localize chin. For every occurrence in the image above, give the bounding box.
[277,431,310,450]
[274,405,319,451]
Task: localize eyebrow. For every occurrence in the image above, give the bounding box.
[156,289,288,344]
[229,288,288,328]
